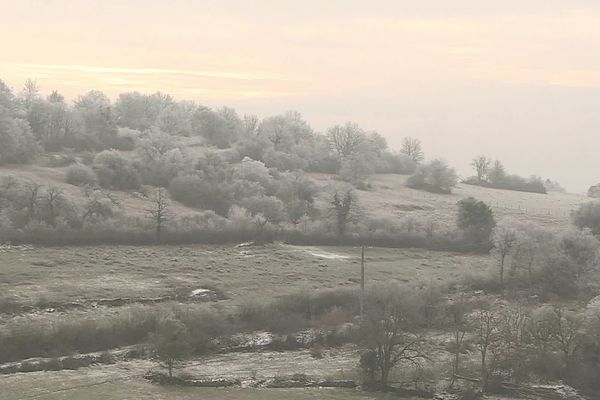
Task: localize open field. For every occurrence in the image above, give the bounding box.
[0,243,491,314]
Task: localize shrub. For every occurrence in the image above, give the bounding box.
[573,202,600,236]
[539,255,579,298]
[169,175,233,216]
[191,108,239,148]
[135,130,188,186]
[171,307,230,353]
[0,112,39,164]
[374,152,417,174]
[93,150,141,190]
[65,164,97,186]
[151,317,192,378]
[457,197,495,243]
[407,159,458,193]
[0,306,159,363]
[240,195,287,224]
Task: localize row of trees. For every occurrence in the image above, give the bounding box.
[5,79,569,198]
[359,285,600,394]
[1,79,420,186]
[467,156,547,194]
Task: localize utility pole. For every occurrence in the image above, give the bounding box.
[360,245,365,321]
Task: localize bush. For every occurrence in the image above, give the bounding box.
[65,164,97,186]
[135,130,188,186]
[374,152,416,174]
[539,255,579,298]
[407,159,458,193]
[169,175,233,216]
[151,317,192,377]
[573,202,600,235]
[0,112,39,164]
[93,150,141,190]
[191,108,239,148]
[240,195,287,224]
[0,306,159,363]
[457,197,496,243]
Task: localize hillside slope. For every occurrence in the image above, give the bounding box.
[0,157,588,233]
[311,173,587,230]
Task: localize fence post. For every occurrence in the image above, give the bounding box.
[360,245,365,322]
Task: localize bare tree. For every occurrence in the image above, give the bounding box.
[448,296,471,387]
[492,219,519,285]
[253,213,268,235]
[360,287,429,387]
[499,305,529,382]
[21,182,42,222]
[21,78,40,109]
[330,190,357,236]
[488,160,506,185]
[475,310,503,392]
[148,187,169,239]
[550,308,583,371]
[400,137,424,163]
[423,218,436,239]
[42,186,65,227]
[80,187,118,225]
[526,306,555,354]
[242,114,259,137]
[327,123,365,158]
[471,156,492,184]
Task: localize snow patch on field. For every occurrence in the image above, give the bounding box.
[308,251,349,260]
[280,244,351,260]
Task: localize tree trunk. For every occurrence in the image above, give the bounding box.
[380,367,390,387]
[481,349,488,392]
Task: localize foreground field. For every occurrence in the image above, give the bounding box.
[0,347,414,400]
[0,243,484,399]
[0,361,403,400]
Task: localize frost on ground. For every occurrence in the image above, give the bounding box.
[0,348,363,400]
[281,244,352,260]
[179,347,359,380]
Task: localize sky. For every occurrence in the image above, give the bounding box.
[1,0,599,192]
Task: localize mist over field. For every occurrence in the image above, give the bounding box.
[1,1,600,400]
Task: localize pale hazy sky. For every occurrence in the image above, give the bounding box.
[1,0,600,192]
